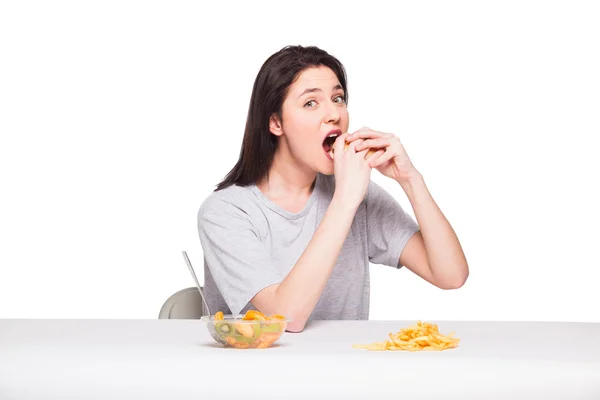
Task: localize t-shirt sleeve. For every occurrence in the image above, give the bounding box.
[197,196,283,315]
[366,180,420,268]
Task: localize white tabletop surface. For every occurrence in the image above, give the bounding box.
[1,319,599,399]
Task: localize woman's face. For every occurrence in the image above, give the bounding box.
[270,66,349,175]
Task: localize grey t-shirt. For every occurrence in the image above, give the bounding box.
[197,173,420,320]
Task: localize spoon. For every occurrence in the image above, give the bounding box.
[181,250,211,317]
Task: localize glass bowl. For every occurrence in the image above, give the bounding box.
[201,314,290,349]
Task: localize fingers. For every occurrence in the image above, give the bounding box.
[346,128,389,142]
[333,134,365,160]
[354,138,391,152]
[368,149,395,167]
[365,149,385,163]
[333,133,349,155]
[348,138,364,152]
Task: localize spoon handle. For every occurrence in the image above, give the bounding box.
[181,250,211,316]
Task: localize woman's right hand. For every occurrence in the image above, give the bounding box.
[332,133,381,208]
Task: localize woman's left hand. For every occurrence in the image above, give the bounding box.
[346,127,420,183]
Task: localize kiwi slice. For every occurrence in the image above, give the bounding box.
[232,333,254,344]
[252,323,262,338]
[216,322,231,336]
[261,323,283,333]
[215,322,231,334]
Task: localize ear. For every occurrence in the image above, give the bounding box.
[269,114,284,137]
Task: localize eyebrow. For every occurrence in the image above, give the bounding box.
[298,84,344,99]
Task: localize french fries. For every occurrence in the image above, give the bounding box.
[353,320,460,351]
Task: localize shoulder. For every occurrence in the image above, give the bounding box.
[198,184,261,224]
[200,185,246,212]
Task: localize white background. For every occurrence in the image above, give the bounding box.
[1,1,598,322]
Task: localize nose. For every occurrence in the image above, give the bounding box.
[323,101,341,124]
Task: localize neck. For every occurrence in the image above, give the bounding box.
[258,143,316,198]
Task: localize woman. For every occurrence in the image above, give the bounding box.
[197,45,468,332]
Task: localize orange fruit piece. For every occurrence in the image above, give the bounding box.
[242,310,267,321]
[214,311,224,321]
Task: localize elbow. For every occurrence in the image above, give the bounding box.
[284,312,308,333]
[270,288,308,333]
[438,270,469,290]
[286,322,305,333]
[440,280,466,290]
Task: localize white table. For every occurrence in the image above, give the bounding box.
[1,319,599,399]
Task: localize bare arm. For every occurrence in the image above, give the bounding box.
[250,196,358,332]
[346,127,469,290]
[399,172,469,289]
[250,134,372,332]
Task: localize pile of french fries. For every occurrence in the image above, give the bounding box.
[353,320,460,351]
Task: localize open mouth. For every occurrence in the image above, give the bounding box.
[322,131,341,158]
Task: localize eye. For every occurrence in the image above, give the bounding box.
[333,95,346,104]
[304,100,317,108]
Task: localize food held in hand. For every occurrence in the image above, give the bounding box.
[353,320,460,351]
[331,142,377,159]
[323,133,378,159]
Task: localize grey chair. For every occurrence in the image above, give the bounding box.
[158,287,208,319]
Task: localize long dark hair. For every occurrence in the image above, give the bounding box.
[215,45,349,191]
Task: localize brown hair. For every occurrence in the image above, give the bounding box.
[215,45,348,191]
